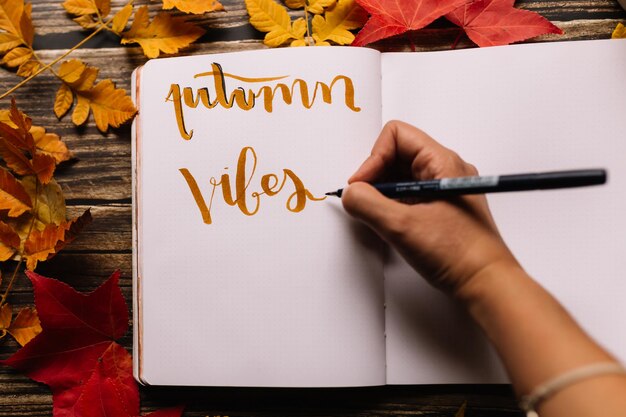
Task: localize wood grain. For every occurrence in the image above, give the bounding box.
[0,0,625,416]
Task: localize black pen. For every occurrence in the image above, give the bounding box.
[325,169,607,198]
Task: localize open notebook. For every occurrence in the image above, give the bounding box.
[132,39,626,386]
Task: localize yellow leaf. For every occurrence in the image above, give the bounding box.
[0,33,22,53]
[0,0,24,37]
[2,47,32,68]
[245,0,305,47]
[32,129,71,163]
[290,38,308,46]
[21,176,66,226]
[286,0,336,13]
[0,167,32,217]
[70,66,98,91]
[73,14,98,29]
[16,59,38,77]
[58,59,86,84]
[0,303,11,340]
[311,0,366,45]
[162,0,224,14]
[121,6,205,58]
[72,94,90,126]
[7,307,41,346]
[111,2,134,34]
[85,79,137,132]
[613,23,626,39]
[54,83,74,119]
[20,2,34,46]
[62,0,98,16]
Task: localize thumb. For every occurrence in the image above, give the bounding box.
[341,182,410,241]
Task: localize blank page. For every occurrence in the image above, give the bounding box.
[381,39,626,384]
[134,47,386,386]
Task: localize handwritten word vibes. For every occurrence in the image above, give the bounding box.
[180,147,326,225]
[169,63,362,224]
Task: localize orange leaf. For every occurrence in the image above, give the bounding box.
[32,152,56,185]
[54,83,74,118]
[58,59,86,84]
[84,79,137,132]
[0,137,34,176]
[70,66,98,91]
[0,220,21,249]
[20,2,34,47]
[121,6,205,58]
[73,14,98,29]
[62,0,98,16]
[54,208,92,253]
[0,0,24,37]
[72,94,90,126]
[2,46,32,68]
[112,2,134,34]
[95,0,111,18]
[32,129,71,163]
[0,167,32,217]
[0,303,11,339]
[16,59,39,77]
[7,307,42,346]
[162,0,224,14]
[0,33,22,53]
[24,223,67,270]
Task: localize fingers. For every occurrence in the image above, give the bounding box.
[341,182,411,243]
[349,120,457,183]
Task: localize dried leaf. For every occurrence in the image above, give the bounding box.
[0,167,32,217]
[62,0,98,16]
[0,33,22,53]
[312,0,367,45]
[445,0,563,47]
[353,0,470,46]
[285,0,336,13]
[111,2,134,34]
[32,152,56,185]
[245,0,306,47]
[0,303,10,339]
[22,177,66,226]
[121,6,205,58]
[613,23,626,39]
[72,94,90,126]
[162,0,224,14]
[2,47,33,68]
[95,0,111,18]
[81,79,137,132]
[54,83,74,119]
[7,307,41,346]
[0,220,21,249]
[58,59,86,84]
[73,14,98,29]
[53,209,92,254]
[455,402,467,417]
[0,137,34,176]
[0,0,24,37]
[31,129,71,163]
[20,2,34,47]
[70,66,98,91]
[24,222,67,270]
[16,59,39,77]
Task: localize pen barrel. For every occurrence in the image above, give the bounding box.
[497,169,607,192]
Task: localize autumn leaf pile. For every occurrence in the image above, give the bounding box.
[0,0,223,133]
[247,0,564,48]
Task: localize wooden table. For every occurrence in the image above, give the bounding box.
[1,1,624,415]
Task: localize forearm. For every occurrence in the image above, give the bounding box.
[457,261,626,417]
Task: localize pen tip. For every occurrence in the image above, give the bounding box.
[325,191,338,197]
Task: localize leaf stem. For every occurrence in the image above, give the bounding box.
[304,3,313,46]
[0,24,107,100]
[0,181,40,308]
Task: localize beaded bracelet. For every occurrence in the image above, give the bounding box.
[518,362,626,417]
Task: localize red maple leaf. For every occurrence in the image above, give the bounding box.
[1,271,183,417]
[445,0,563,47]
[352,0,471,46]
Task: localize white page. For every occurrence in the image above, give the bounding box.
[134,47,386,386]
[381,39,626,384]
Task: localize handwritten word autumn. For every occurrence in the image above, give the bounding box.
[180,146,325,225]
[166,63,361,140]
